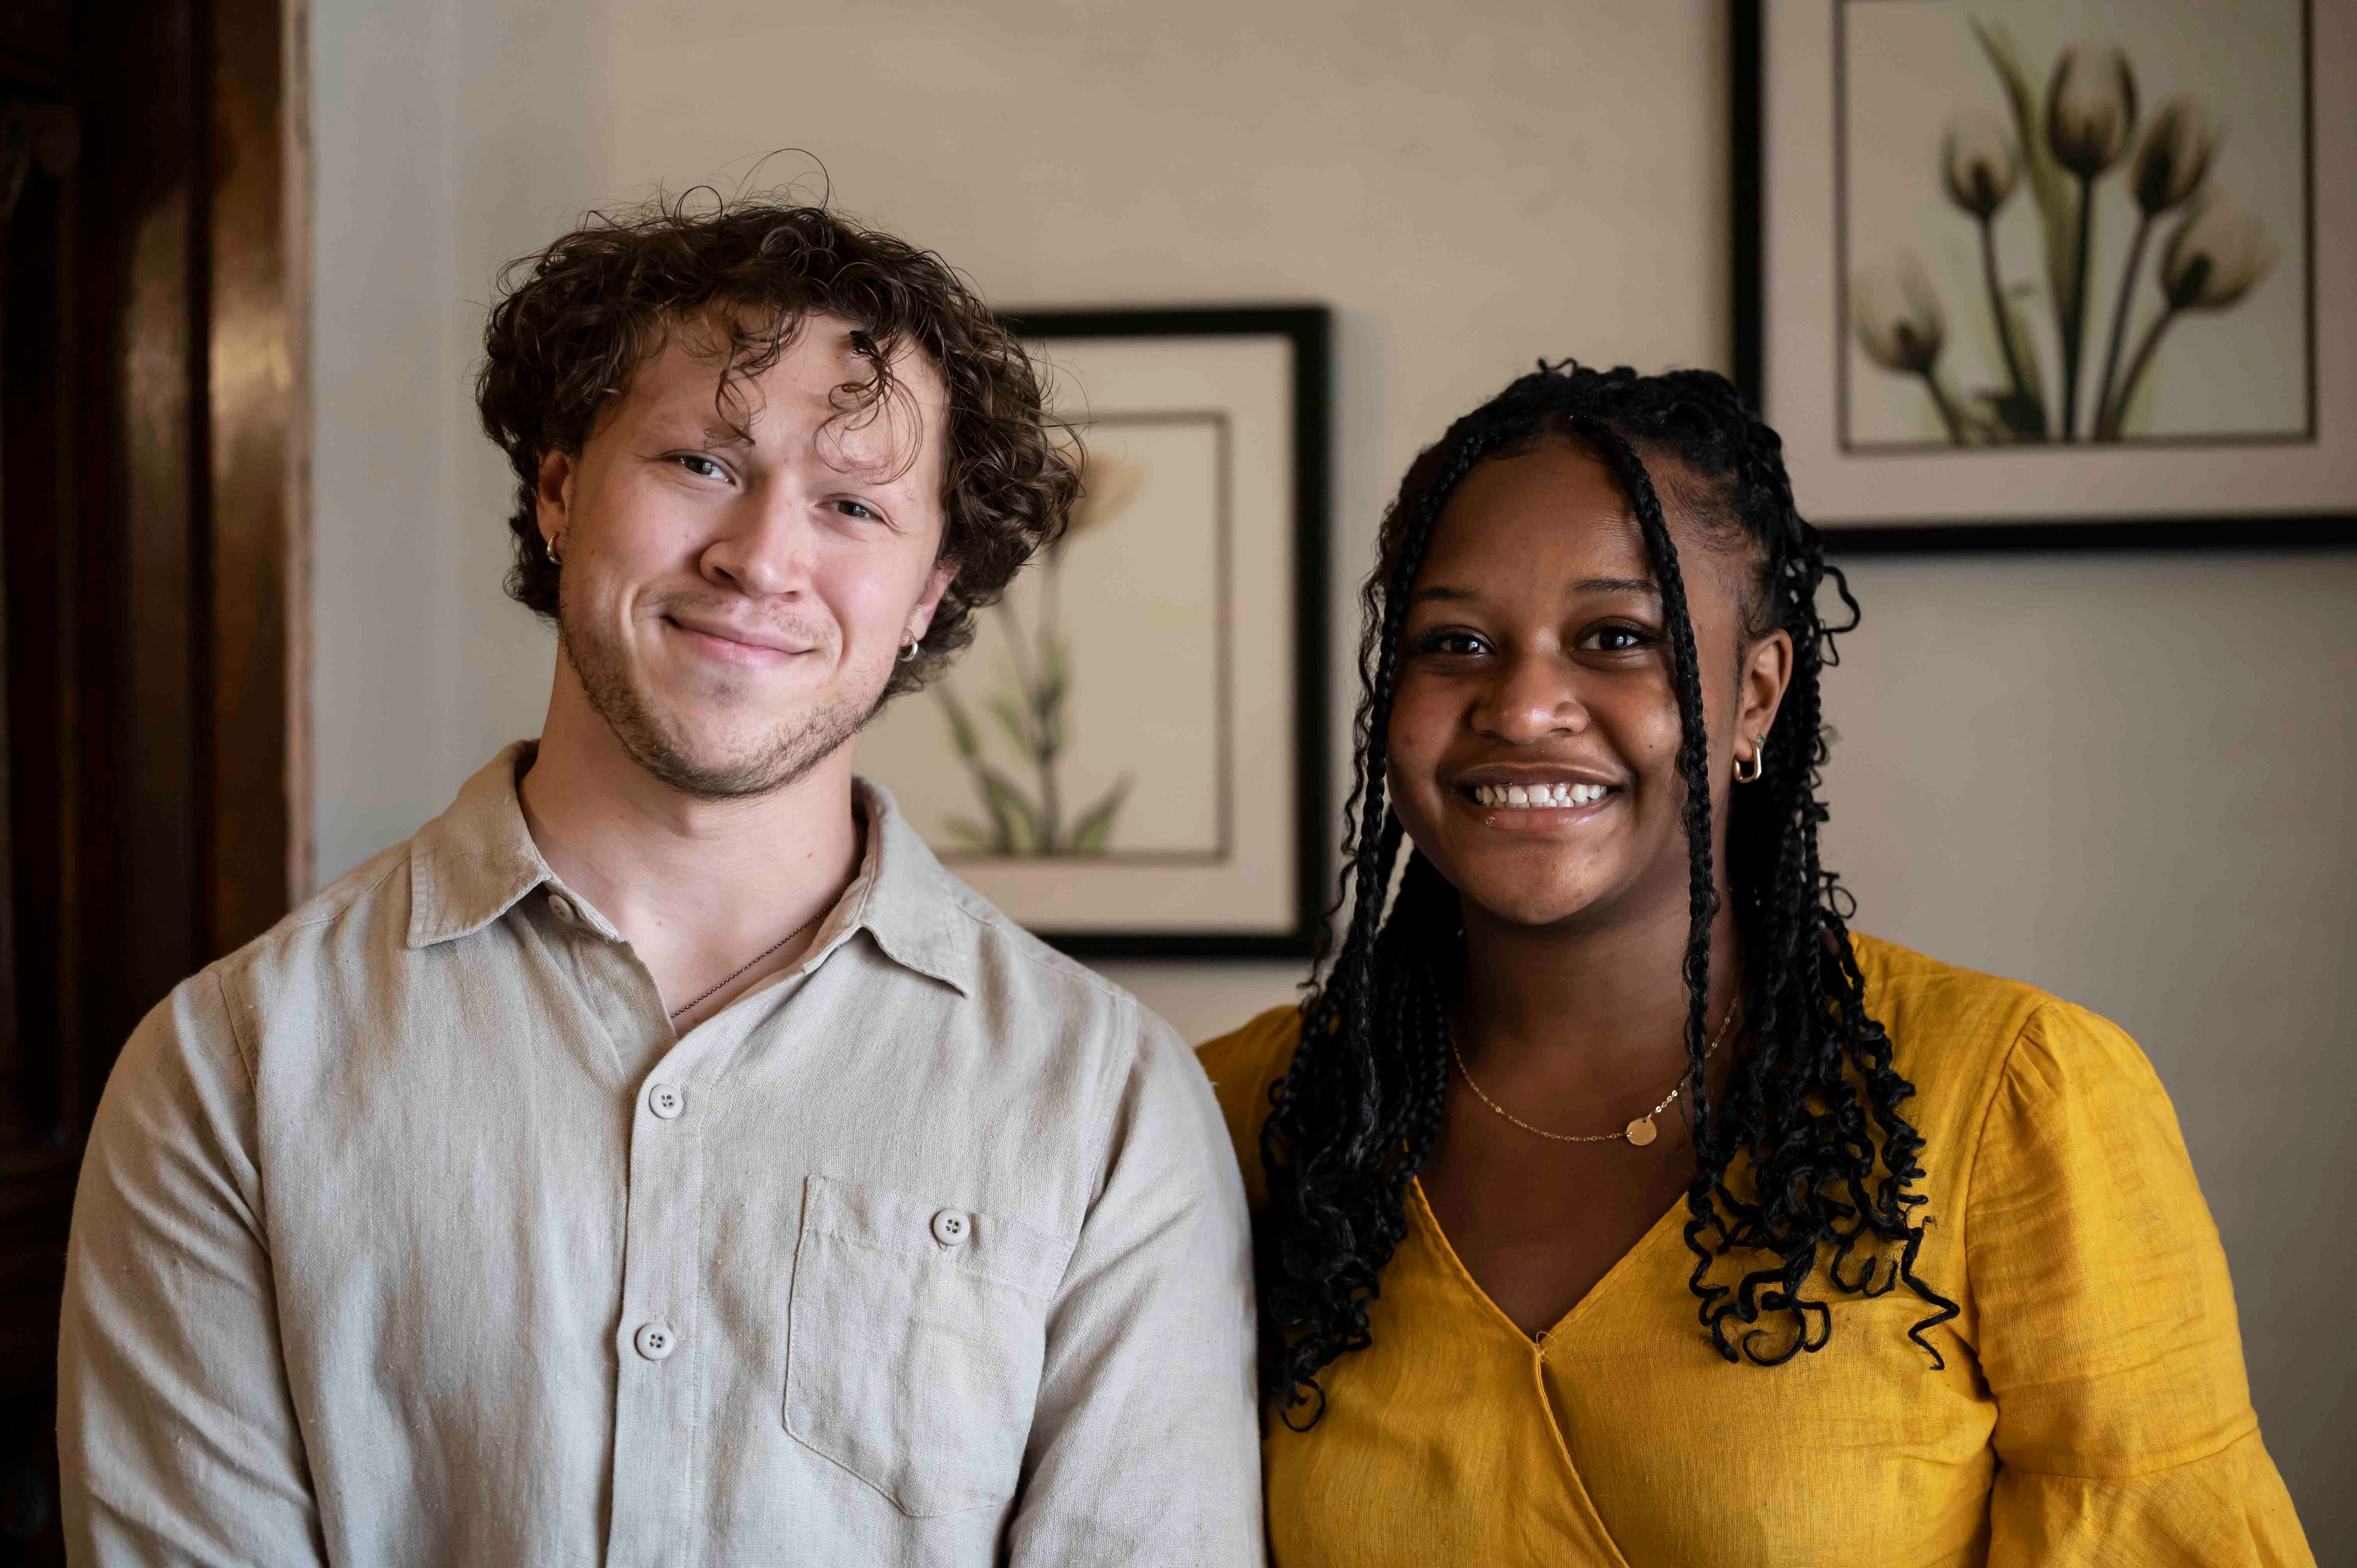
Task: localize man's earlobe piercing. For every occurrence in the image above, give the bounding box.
[899,638,921,664]
[545,534,564,567]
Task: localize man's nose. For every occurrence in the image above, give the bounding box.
[698,485,813,598]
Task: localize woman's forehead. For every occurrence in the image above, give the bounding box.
[1413,439,1754,612]
[1422,443,1656,574]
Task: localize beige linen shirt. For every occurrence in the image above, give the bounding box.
[60,744,1261,1566]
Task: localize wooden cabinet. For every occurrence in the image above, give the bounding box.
[0,1,304,1557]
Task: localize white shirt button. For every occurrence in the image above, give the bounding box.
[546,893,576,925]
[633,1321,677,1361]
[929,1209,969,1247]
[647,1083,685,1120]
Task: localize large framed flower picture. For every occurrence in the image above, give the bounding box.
[855,307,1330,957]
[1736,0,2355,546]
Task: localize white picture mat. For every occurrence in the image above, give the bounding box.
[856,333,1299,933]
[1765,0,2357,523]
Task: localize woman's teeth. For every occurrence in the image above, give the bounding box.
[1471,782,1610,809]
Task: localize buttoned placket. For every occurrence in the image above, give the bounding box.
[557,885,864,1568]
[537,886,724,1568]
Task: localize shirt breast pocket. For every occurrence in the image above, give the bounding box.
[784,1174,1070,1517]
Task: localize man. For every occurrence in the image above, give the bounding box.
[59,200,1260,1565]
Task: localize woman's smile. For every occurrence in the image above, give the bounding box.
[1451,769,1623,828]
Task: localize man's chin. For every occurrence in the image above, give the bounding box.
[606,690,880,803]
[565,619,887,803]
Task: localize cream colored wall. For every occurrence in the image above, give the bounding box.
[311,0,587,880]
[313,0,2350,1548]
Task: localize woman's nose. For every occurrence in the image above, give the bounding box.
[1472,650,1587,742]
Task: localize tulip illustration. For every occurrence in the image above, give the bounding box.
[2097,193,2276,438]
[2045,42,2138,438]
[1941,109,2042,435]
[2045,44,2139,178]
[1854,255,1965,443]
[2093,95,2219,437]
[1941,109,2017,217]
[2129,95,2217,215]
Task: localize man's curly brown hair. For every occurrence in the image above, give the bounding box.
[476,192,1076,697]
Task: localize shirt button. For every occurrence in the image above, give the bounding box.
[633,1321,677,1361]
[547,892,576,924]
[930,1209,970,1247]
[647,1083,685,1120]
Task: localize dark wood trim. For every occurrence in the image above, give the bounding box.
[207,0,309,952]
[0,0,307,1553]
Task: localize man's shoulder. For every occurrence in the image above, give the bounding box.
[916,869,1232,1133]
[207,837,420,1008]
[925,870,1154,1045]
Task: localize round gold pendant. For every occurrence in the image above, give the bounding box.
[1624,1116,1658,1147]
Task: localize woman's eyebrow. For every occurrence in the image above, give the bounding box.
[1409,577,1657,604]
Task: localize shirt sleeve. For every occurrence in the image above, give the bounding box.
[1970,1000,2314,1566]
[1007,1001,1265,1567]
[58,969,328,1566]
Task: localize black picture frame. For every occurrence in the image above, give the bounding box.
[1730,0,2354,554]
[980,304,1331,959]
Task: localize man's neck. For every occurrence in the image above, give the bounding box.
[516,675,864,1019]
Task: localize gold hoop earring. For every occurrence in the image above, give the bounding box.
[544,534,564,566]
[1734,735,1766,784]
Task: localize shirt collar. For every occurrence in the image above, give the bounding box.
[832,777,976,996]
[406,743,975,997]
[406,742,558,949]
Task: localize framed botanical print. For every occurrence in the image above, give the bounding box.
[856,307,1331,956]
[1735,0,2355,547]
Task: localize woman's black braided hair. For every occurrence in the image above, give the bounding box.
[1256,362,1958,1425]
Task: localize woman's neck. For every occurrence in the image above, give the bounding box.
[1455,881,1746,1081]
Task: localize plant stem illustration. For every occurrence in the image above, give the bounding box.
[936,451,1143,856]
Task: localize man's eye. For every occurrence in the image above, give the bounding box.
[673,455,726,480]
[832,499,881,522]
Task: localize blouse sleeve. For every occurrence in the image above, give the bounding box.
[1970,1000,2314,1565]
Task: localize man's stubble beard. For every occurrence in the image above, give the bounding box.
[558,590,889,803]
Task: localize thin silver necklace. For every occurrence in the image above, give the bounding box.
[667,908,827,1021]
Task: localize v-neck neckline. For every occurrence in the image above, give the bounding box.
[1408,1176,1687,1347]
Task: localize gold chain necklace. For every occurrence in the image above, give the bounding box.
[1449,993,1742,1148]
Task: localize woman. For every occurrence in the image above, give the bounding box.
[1200,363,2311,1565]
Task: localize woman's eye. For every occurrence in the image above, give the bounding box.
[1580,624,1651,653]
[1413,629,1489,657]
[673,455,726,480]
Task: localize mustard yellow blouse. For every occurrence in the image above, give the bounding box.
[1199,934,2312,1567]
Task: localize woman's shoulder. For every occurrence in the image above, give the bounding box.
[1196,1004,1306,1207]
[1847,932,2174,1172]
